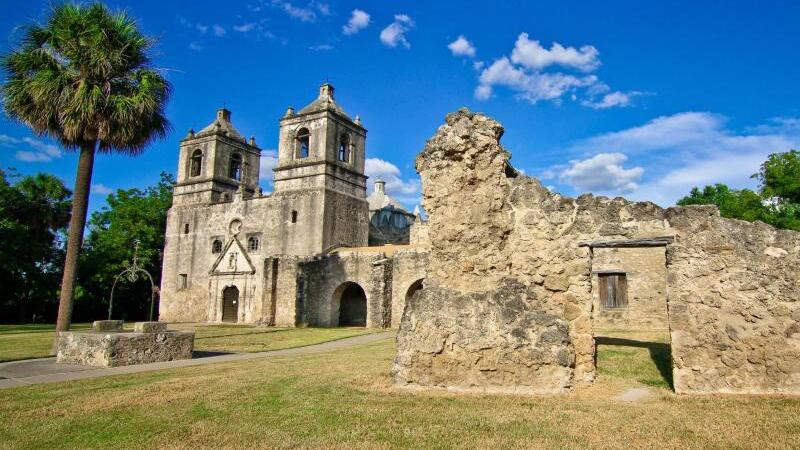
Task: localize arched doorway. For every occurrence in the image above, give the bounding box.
[222,286,239,323]
[337,282,367,327]
[406,278,424,303]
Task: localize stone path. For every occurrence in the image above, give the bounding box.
[0,331,395,390]
[614,387,653,402]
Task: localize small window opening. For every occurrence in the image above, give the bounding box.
[291,210,298,223]
[248,236,259,251]
[296,128,310,159]
[599,273,628,308]
[229,153,243,180]
[338,134,349,162]
[178,274,188,290]
[212,239,223,254]
[184,223,190,234]
[190,149,203,177]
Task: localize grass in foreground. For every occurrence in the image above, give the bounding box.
[1,332,799,449]
[0,323,377,362]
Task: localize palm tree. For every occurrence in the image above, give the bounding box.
[1,3,170,337]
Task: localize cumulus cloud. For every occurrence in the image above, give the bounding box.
[1,135,62,162]
[467,33,639,108]
[511,33,599,72]
[380,15,414,48]
[560,153,644,193]
[477,57,597,104]
[91,184,113,195]
[258,149,279,191]
[365,158,421,206]
[212,25,226,37]
[562,112,800,205]
[343,9,370,35]
[582,91,641,109]
[448,35,476,58]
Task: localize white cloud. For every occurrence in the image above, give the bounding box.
[189,43,203,52]
[560,153,644,193]
[1,135,62,162]
[380,15,414,48]
[91,184,113,195]
[272,0,318,23]
[343,9,370,35]
[477,57,597,104]
[582,91,640,109]
[212,25,226,37]
[448,35,476,58]
[233,23,257,32]
[309,44,333,51]
[511,33,599,72]
[468,33,638,108]
[365,158,420,206]
[563,112,800,205]
[259,149,279,184]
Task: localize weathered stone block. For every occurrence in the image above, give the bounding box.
[92,320,123,332]
[134,321,167,333]
[57,329,195,367]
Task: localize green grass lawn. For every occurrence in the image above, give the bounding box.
[1,331,799,449]
[0,323,378,362]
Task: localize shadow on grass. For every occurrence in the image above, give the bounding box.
[595,336,674,391]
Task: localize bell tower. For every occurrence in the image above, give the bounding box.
[272,83,369,250]
[273,83,367,197]
[173,108,260,206]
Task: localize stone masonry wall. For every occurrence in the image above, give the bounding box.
[591,246,669,331]
[394,108,800,395]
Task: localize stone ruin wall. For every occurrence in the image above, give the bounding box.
[393,108,800,395]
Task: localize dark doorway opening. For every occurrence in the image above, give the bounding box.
[222,286,239,323]
[405,278,424,303]
[338,283,367,327]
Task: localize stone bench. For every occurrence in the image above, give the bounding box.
[57,321,194,367]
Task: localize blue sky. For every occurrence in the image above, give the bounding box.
[2,0,800,211]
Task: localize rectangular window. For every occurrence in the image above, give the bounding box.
[598,273,627,308]
[178,274,188,290]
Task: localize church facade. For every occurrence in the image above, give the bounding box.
[159,84,428,328]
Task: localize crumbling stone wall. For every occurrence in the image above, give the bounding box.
[665,207,800,394]
[394,108,800,395]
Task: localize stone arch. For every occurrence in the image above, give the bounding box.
[405,278,424,303]
[333,281,367,327]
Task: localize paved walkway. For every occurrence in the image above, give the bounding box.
[0,331,395,390]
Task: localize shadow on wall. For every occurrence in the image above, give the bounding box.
[595,336,674,391]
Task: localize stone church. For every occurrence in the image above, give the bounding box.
[159,84,428,328]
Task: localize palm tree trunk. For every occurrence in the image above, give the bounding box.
[54,141,96,340]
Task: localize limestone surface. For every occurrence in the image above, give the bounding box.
[394,108,800,395]
[57,330,195,367]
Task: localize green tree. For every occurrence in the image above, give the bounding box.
[0,169,71,322]
[1,3,170,334]
[677,184,768,222]
[753,150,800,203]
[76,172,174,321]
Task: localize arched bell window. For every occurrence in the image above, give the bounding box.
[296,128,310,159]
[338,134,349,162]
[212,239,223,254]
[229,153,243,181]
[190,149,203,177]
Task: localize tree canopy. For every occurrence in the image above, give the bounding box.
[677,150,800,231]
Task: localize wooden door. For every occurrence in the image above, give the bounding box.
[222,286,239,323]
